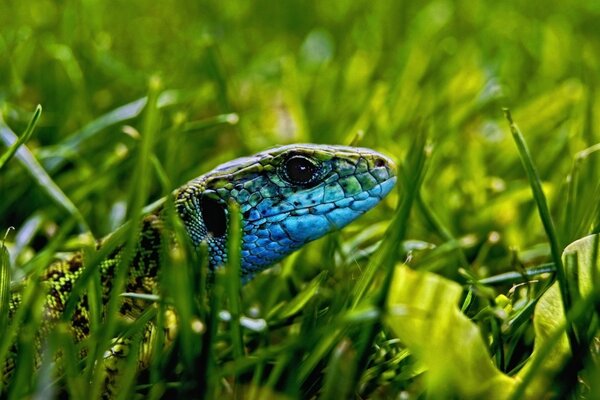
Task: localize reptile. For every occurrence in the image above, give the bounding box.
[3,143,397,395]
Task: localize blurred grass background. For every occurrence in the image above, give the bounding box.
[2,0,600,398]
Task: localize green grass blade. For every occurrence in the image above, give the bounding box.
[476,263,555,286]
[563,143,600,242]
[0,104,41,170]
[0,123,89,232]
[40,91,183,172]
[503,109,579,354]
[297,328,343,385]
[226,201,245,364]
[183,112,239,133]
[0,231,11,327]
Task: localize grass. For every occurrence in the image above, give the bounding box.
[2,0,600,398]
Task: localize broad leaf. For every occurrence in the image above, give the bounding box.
[385,265,518,399]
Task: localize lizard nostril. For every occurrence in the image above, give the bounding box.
[374,158,386,168]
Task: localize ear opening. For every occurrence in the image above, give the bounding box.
[200,194,228,237]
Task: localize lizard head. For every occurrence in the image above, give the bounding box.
[175,144,396,280]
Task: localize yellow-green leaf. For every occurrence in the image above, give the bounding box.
[385,265,519,399]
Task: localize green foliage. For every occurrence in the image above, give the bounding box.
[0,105,40,170]
[387,234,600,399]
[2,0,600,398]
[386,265,517,399]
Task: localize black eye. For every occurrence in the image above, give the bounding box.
[200,194,227,237]
[283,155,318,185]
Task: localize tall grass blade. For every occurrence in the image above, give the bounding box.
[226,200,244,397]
[0,105,41,170]
[503,109,579,355]
[0,232,11,328]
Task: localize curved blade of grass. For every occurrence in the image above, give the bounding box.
[503,109,579,354]
[40,91,182,172]
[0,124,89,232]
[476,263,555,286]
[266,271,326,321]
[0,104,41,170]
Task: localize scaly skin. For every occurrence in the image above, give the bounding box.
[3,144,397,393]
[176,144,397,279]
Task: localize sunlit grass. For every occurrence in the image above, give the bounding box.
[2,0,600,398]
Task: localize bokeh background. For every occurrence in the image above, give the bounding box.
[3,0,600,397]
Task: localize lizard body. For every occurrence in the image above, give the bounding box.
[3,144,396,394]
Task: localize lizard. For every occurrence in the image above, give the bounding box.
[3,143,397,395]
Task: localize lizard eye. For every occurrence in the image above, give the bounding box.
[282,155,318,185]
